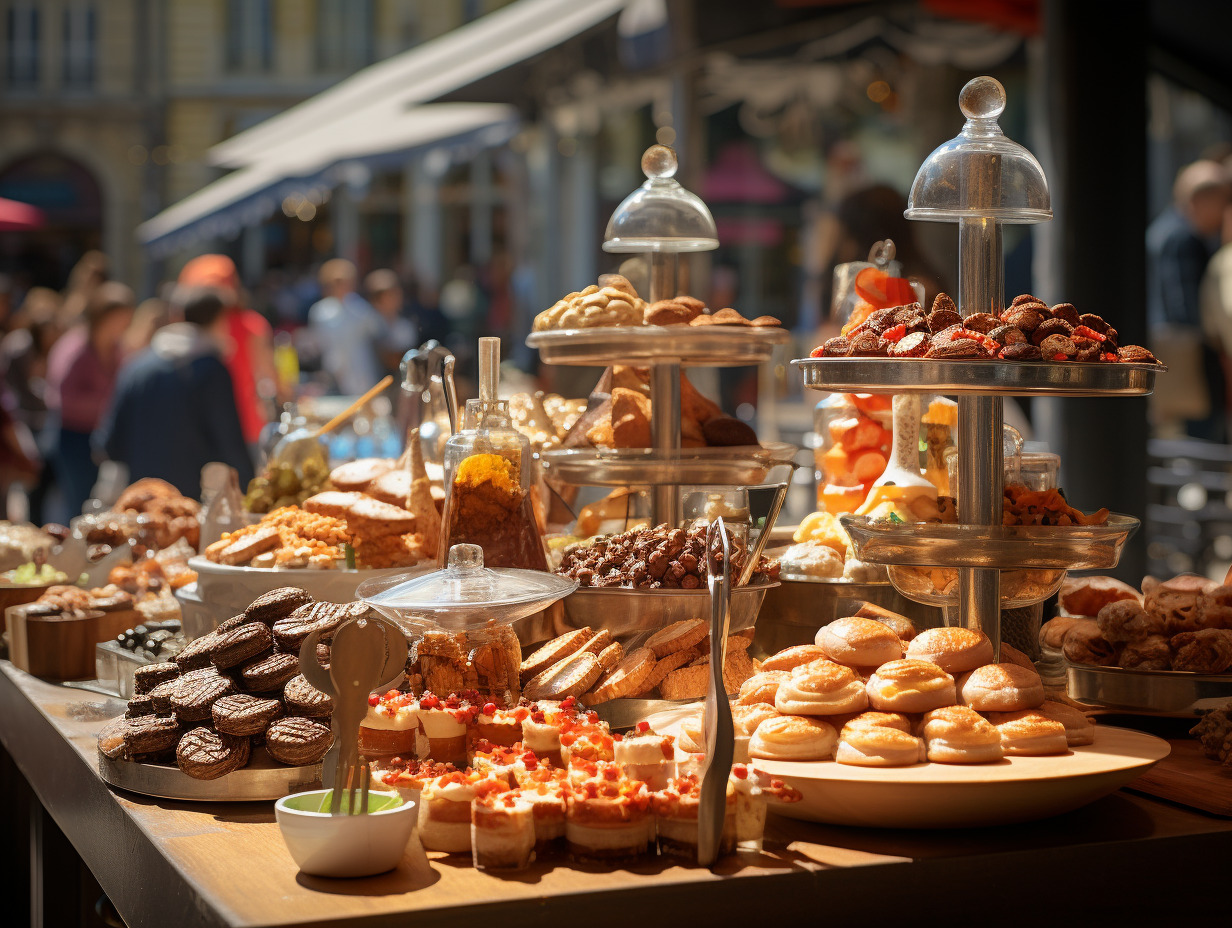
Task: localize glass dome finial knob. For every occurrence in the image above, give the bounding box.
[959,76,1006,120]
[641,144,678,180]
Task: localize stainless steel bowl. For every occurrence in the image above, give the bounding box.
[1067,662,1232,717]
[558,582,776,638]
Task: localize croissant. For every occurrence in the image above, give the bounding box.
[1117,635,1172,671]
[1170,629,1232,674]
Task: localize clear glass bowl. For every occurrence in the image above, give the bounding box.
[886,564,1066,609]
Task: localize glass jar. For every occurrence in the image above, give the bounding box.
[438,398,548,571]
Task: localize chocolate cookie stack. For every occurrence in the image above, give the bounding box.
[98,587,340,780]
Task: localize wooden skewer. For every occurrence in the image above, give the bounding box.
[312,375,393,438]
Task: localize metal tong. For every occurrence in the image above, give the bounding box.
[399,340,459,460]
[298,613,408,815]
[697,517,736,866]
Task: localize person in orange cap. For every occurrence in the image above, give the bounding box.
[177,255,275,453]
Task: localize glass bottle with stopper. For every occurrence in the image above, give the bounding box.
[437,337,548,570]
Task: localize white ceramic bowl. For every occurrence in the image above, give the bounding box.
[275,790,419,877]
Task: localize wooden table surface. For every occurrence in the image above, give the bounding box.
[1,660,1228,928]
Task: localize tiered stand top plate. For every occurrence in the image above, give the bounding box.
[794,357,1163,396]
[527,326,790,367]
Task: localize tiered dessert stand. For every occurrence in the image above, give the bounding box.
[794,77,1160,657]
[527,144,793,642]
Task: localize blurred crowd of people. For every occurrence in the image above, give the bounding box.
[1149,156,1232,442]
[0,252,439,524]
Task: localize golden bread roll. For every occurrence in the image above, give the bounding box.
[987,710,1069,755]
[839,711,912,735]
[920,706,1003,764]
[956,662,1045,712]
[1039,615,1092,651]
[905,626,994,674]
[816,616,904,668]
[853,602,918,641]
[835,725,925,767]
[1060,619,1116,666]
[1096,599,1164,644]
[1034,700,1096,746]
[760,644,828,673]
[735,670,791,707]
[773,660,868,716]
[865,659,956,714]
[748,715,837,762]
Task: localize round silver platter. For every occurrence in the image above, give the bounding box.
[526,325,790,367]
[1067,662,1232,717]
[794,357,1163,397]
[841,513,1139,570]
[99,747,322,802]
[540,442,797,486]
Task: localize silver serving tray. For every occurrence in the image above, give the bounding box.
[559,582,775,637]
[527,325,789,367]
[1067,662,1232,717]
[841,513,1139,570]
[99,747,321,801]
[794,357,1163,397]
[540,443,797,486]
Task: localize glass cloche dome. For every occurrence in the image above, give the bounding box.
[603,144,719,252]
[906,76,1052,224]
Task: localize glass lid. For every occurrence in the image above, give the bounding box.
[905,76,1051,224]
[356,543,577,629]
[603,144,719,253]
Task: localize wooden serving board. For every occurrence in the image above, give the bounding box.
[1126,738,1232,817]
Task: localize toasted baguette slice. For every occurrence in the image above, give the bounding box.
[329,458,393,492]
[520,628,593,683]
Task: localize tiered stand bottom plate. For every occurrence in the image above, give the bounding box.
[650,708,1168,829]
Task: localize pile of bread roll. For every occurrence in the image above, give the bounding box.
[680,614,1093,767]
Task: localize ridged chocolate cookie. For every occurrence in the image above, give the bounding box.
[122,713,181,755]
[125,695,154,718]
[176,727,251,780]
[272,601,367,652]
[245,587,313,625]
[98,717,131,759]
[173,631,220,671]
[283,674,333,717]
[148,679,179,714]
[133,662,180,695]
[215,613,260,635]
[210,621,273,669]
[211,694,282,736]
[238,651,300,692]
[265,716,333,765]
[170,668,236,722]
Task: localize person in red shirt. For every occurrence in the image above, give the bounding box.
[176,255,275,451]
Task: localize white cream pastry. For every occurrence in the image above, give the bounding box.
[418,773,483,853]
[774,660,868,716]
[835,725,925,767]
[865,659,956,713]
[920,705,1004,764]
[905,626,994,674]
[987,710,1070,755]
[748,715,838,761]
[956,663,1045,712]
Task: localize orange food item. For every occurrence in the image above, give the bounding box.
[851,450,889,484]
[821,484,866,515]
[441,453,547,570]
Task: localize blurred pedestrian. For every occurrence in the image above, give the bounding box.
[177,255,275,451]
[97,288,253,498]
[364,269,417,380]
[1148,160,1232,440]
[58,250,108,328]
[47,281,134,515]
[0,287,62,522]
[308,259,383,394]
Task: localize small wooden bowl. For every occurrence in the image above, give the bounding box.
[8,608,105,680]
[0,582,53,631]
